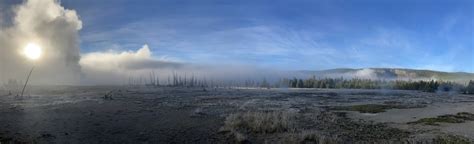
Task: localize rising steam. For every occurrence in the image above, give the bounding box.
[0,0,82,85]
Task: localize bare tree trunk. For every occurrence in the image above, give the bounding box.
[21,66,35,97]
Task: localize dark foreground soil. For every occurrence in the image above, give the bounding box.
[0,86,473,143]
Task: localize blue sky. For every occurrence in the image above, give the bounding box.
[58,0,472,72]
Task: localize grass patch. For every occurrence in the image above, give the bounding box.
[221,111,293,134]
[408,112,474,126]
[281,131,340,144]
[313,111,410,141]
[221,111,411,143]
[219,111,294,143]
[331,104,423,113]
[433,135,470,144]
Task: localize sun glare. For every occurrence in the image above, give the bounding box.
[24,43,42,60]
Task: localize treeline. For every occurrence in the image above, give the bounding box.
[126,71,474,94]
[128,71,248,88]
[464,80,474,94]
[280,77,474,94]
[128,71,211,88]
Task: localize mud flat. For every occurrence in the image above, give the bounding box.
[0,86,473,143]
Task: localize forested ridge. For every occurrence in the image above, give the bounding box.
[260,77,474,94]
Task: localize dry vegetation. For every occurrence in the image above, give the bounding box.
[218,109,473,143]
[219,110,412,143]
[433,135,471,144]
[408,112,474,126]
[331,104,425,113]
[221,111,293,134]
[219,111,294,143]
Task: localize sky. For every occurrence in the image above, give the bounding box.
[1,0,473,74]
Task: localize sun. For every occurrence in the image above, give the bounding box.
[24,43,42,60]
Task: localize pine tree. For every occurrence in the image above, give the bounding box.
[466,80,474,94]
[297,79,304,88]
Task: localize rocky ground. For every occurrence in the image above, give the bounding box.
[0,86,473,143]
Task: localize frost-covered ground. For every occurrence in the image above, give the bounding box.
[0,86,473,143]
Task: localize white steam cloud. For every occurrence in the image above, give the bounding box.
[79,44,282,85]
[80,45,183,72]
[79,44,188,85]
[353,68,377,79]
[0,0,82,85]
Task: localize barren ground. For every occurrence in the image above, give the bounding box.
[0,86,473,143]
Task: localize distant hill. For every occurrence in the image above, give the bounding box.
[299,68,474,83]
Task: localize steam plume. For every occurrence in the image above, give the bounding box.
[0,0,82,85]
